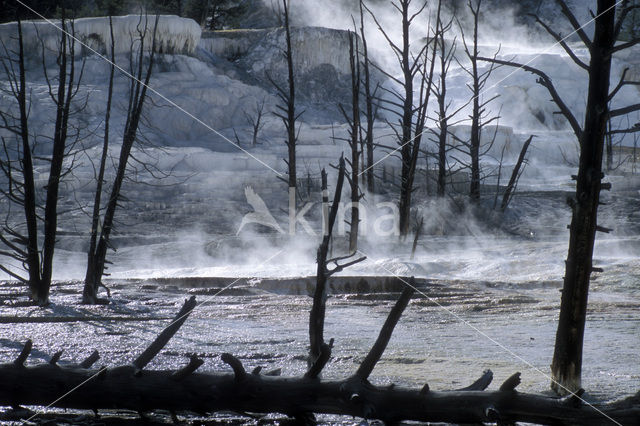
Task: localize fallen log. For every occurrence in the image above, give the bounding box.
[0,360,638,425]
[1,165,638,425]
[1,295,638,425]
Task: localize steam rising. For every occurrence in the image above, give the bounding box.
[1,1,639,290]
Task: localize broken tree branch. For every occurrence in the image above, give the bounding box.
[501,135,534,212]
[309,158,345,371]
[132,296,196,371]
[49,351,63,366]
[0,362,637,425]
[305,338,334,380]
[171,354,204,381]
[458,369,494,391]
[356,284,415,380]
[500,372,522,392]
[221,353,247,382]
[14,339,32,366]
[79,350,100,369]
[1,295,639,425]
[477,57,582,141]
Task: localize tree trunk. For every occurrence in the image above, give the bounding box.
[398,0,414,238]
[85,16,158,302]
[346,32,361,254]
[551,0,615,395]
[14,20,41,297]
[435,13,450,198]
[468,5,481,202]
[500,135,534,212]
[83,16,116,304]
[360,0,375,194]
[283,0,297,193]
[2,351,638,424]
[41,18,76,303]
[605,119,613,171]
[437,118,447,197]
[310,160,345,365]
[270,0,299,228]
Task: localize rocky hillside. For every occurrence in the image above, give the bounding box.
[1,3,640,280]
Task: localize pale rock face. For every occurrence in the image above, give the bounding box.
[0,15,368,144]
[0,15,201,60]
[200,26,356,103]
[144,54,276,145]
[201,27,352,75]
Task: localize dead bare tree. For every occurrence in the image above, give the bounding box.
[338,31,364,254]
[410,214,423,260]
[82,14,160,304]
[605,111,640,171]
[430,11,464,197]
[245,97,266,147]
[457,0,501,202]
[359,0,377,194]
[81,15,115,304]
[309,156,365,373]
[2,278,640,424]
[233,98,267,147]
[0,14,84,305]
[500,135,534,212]
[481,0,640,394]
[269,0,301,210]
[365,0,433,238]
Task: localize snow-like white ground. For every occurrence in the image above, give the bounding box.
[0,10,638,288]
[0,14,201,56]
[3,12,638,276]
[0,9,639,416]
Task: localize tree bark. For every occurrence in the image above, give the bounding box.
[435,16,450,198]
[551,0,615,395]
[343,31,361,254]
[500,135,534,212]
[0,17,80,305]
[1,361,638,425]
[309,159,345,366]
[283,0,296,192]
[84,15,158,303]
[398,0,414,237]
[359,0,375,194]
[468,0,482,202]
[15,20,41,295]
[83,16,116,304]
[41,17,75,303]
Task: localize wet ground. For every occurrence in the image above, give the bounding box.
[1,187,639,424]
[0,267,638,425]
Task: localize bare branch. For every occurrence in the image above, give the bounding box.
[478,56,582,140]
[611,37,640,53]
[556,0,592,48]
[610,103,640,118]
[529,13,589,71]
[355,284,415,380]
[132,296,197,371]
